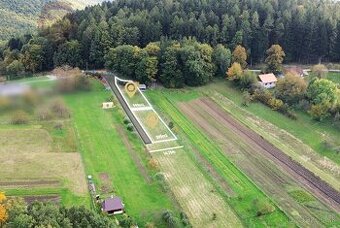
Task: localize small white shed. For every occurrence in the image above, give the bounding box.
[102,102,114,109]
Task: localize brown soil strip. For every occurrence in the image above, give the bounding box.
[99,173,113,194]
[22,195,61,204]
[116,126,152,183]
[197,98,340,212]
[0,180,60,188]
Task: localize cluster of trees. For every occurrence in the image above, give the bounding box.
[226,45,340,122]
[106,38,231,87]
[0,192,117,228]
[1,0,340,78]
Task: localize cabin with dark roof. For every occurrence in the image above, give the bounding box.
[101,197,124,215]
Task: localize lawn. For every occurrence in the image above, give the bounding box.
[202,80,340,165]
[327,72,340,84]
[0,125,89,207]
[146,90,293,227]
[63,84,179,226]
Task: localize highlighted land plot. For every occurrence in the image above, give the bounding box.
[114,77,177,144]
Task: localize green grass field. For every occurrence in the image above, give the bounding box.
[327,72,340,84]
[146,90,293,227]
[64,84,180,226]
[0,120,89,207]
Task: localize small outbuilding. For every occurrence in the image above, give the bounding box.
[258,73,277,88]
[139,84,147,91]
[102,197,124,215]
[102,102,114,109]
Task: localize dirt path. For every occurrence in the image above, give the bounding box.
[22,195,61,204]
[179,98,340,226]
[199,98,340,212]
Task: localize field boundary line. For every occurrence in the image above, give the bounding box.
[114,77,155,143]
[131,107,153,112]
[149,146,184,153]
[115,76,178,144]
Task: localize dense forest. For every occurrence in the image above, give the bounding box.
[1,0,340,75]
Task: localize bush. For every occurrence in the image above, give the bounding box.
[123,117,130,125]
[11,110,29,124]
[309,104,330,121]
[154,172,169,192]
[119,215,136,228]
[252,88,272,104]
[126,123,134,132]
[168,121,174,129]
[253,199,275,216]
[311,64,328,78]
[36,107,53,121]
[148,158,159,170]
[50,99,70,118]
[268,98,284,111]
[180,212,191,227]
[54,67,91,93]
[162,210,179,228]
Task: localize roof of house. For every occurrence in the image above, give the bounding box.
[102,197,124,212]
[258,73,277,83]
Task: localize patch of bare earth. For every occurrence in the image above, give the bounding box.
[99,173,113,194]
[22,195,61,204]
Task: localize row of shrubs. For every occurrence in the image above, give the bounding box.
[245,88,297,120]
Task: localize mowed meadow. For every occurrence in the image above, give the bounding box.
[0,79,89,206]
[63,81,181,226]
[146,81,340,227]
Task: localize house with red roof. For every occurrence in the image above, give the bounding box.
[258,73,277,88]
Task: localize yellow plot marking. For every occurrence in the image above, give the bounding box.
[146,112,159,129]
[125,81,138,98]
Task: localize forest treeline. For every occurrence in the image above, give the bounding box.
[1,0,340,77]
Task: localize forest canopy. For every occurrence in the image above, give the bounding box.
[1,0,340,78]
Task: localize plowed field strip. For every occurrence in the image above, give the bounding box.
[180,100,327,226]
[198,98,340,213]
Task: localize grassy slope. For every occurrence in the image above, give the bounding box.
[0,0,105,40]
[146,90,292,227]
[64,84,178,226]
[203,80,340,164]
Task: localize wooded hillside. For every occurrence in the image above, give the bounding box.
[0,0,106,40]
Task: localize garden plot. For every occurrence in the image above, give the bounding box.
[179,98,340,226]
[115,77,177,144]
